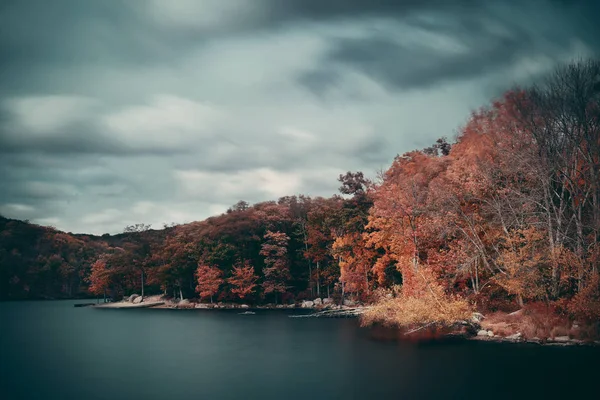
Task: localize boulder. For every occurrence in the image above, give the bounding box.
[554,336,570,343]
[477,330,489,337]
[313,298,323,306]
[240,304,250,309]
[287,304,296,308]
[470,312,485,323]
[323,298,334,305]
[133,296,143,304]
[179,299,190,305]
[276,304,285,308]
[195,303,210,309]
[506,333,522,340]
[343,299,356,306]
[301,300,314,308]
[487,331,495,337]
[129,294,140,303]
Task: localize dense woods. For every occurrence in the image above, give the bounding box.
[1,59,599,336]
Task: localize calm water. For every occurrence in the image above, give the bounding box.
[1,300,598,400]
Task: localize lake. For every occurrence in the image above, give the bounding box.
[1,300,598,400]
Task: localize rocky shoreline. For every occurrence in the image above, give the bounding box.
[93,296,599,346]
[94,294,361,313]
[448,313,600,346]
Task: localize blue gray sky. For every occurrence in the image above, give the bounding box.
[0,0,598,234]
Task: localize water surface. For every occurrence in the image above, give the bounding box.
[1,300,597,399]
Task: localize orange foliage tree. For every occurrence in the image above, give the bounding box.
[228,261,258,301]
[195,264,223,303]
[88,259,111,302]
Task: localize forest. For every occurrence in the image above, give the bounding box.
[1,59,599,336]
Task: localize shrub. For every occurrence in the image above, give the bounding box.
[361,279,472,329]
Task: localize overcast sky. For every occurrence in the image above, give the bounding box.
[0,0,598,235]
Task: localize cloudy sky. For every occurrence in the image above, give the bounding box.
[0,0,598,235]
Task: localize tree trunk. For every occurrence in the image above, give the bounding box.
[316,261,320,298]
[179,286,183,301]
[575,206,585,292]
[517,293,524,308]
[475,258,480,294]
[140,270,144,301]
[304,229,313,297]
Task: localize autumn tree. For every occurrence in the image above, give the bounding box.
[120,223,155,300]
[195,264,223,303]
[149,224,201,300]
[332,232,377,300]
[260,231,291,303]
[228,261,258,301]
[514,60,600,295]
[88,259,111,303]
[305,196,344,297]
[494,228,553,306]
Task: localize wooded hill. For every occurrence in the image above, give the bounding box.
[1,59,599,333]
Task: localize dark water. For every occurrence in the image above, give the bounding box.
[1,300,598,400]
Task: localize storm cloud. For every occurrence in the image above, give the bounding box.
[0,0,597,234]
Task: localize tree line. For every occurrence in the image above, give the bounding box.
[1,59,599,331]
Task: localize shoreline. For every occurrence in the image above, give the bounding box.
[89,297,600,346]
[467,334,600,346]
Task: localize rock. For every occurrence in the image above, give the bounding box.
[506,333,522,340]
[276,304,285,308]
[477,330,489,337]
[323,298,334,305]
[554,336,570,342]
[287,304,296,308]
[133,296,143,304]
[129,294,140,303]
[240,304,249,309]
[195,303,210,309]
[487,331,495,337]
[313,298,323,306]
[301,300,314,308]
[177,299,194,309]
[343,299,356,306]
[471,312,485,323]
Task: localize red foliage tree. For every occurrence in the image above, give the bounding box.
[195,264,223,303]
[88,259,111,302]
[228,261,258,300]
